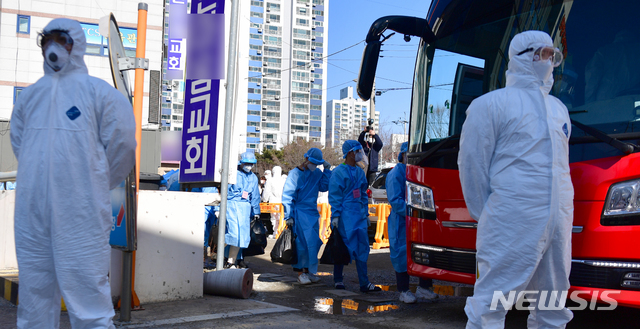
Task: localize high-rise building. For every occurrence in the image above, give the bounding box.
[325,86,379,148]
[245,0,329,152]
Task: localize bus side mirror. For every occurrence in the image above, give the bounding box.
[356,15,437,101]
[357,40,382,101]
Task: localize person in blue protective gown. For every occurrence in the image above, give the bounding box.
[281,148,332,285]
[202,186,219,265]
[225,151,261,269]
[387,142,438,303]
[329,140,382,292]
[10,18,136,328]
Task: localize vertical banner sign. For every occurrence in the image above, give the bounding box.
[167,0,187,80]
[179,0,226,184]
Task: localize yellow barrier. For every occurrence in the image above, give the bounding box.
[371,204,391,249]
[263,202,391,248]
[259,203,285,238]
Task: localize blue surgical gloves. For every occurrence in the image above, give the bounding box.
[286,218,294,226]
[331,216,339,228]
[323,160,331,169]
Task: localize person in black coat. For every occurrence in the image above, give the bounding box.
[358,126,383,185]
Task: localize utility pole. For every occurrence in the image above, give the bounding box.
[217,0,241,271]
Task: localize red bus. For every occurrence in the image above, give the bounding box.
[357,0,640,308]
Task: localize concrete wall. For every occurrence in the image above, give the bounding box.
[1,189,218,304]
[132,190,214,303]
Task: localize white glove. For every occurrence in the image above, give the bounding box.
[331,217,339,228]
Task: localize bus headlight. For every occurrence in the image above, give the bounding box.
[603,179,640,216]
[406,182,435,212]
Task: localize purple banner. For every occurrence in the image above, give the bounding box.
[179,0,225,184]
[179,79,220,182]
[192,0,225,14]
[167,0,187,80]
[186,15,225,80]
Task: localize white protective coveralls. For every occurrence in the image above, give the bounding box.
[10,19,136,329]
[458,31,574,329]
[262,166,285,233]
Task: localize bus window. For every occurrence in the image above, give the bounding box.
[410,47,484,150]
[450,63,484,137]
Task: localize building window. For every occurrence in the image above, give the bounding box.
[17,15,30,34]
[13,87,24,104]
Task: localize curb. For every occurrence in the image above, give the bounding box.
[1,270,67,310]
[0,271,19,305]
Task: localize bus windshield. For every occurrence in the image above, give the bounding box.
[409,0,640,165]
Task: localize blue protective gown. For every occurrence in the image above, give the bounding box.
[202,187,219,247]
[386,163,408,273]
[282,166,331,273]
[225,169,260,248]
[328,164,369,263]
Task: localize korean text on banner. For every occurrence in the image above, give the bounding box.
[179,0,226,185]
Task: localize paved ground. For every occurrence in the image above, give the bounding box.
[2,239,640,328]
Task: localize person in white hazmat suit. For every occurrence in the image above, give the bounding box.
[10,18,136,329]
[262,166,286,237]
[458,30,574,328]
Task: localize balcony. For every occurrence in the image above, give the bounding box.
[264,51,282,57]
[263,95,281,100]
[262,105,280,111]
[264,39,282,46]
[265,29,282,36]
[293,33,310,39]
[262,116,280,123]
[263,62,281,68]
[291,86,310,92]
[292,97,309,103]
[292,43,311,50]
[293,54,310,61]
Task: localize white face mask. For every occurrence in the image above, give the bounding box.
[307,163,317,171]
[532,59,553,82]
[242,165,253,173]
[45,42,70,72]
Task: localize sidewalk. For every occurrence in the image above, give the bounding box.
[0,269,298,329]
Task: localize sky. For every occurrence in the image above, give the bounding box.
[325,0,433,135]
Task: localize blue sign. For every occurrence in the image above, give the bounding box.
[81,23,137,48]
[109,180,128,248]
[178,0,225,184]
[179,79,220,183]
[167,0,187,80]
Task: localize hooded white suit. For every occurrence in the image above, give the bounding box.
[263,166,285,234]
[458,31,574,328]
[10,18,136,329]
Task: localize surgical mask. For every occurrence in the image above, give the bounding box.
[532,59,554,81]
[242,165,253,173]
[307,163,317,171]
[354,151,364,163]
[44,42,70,72]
